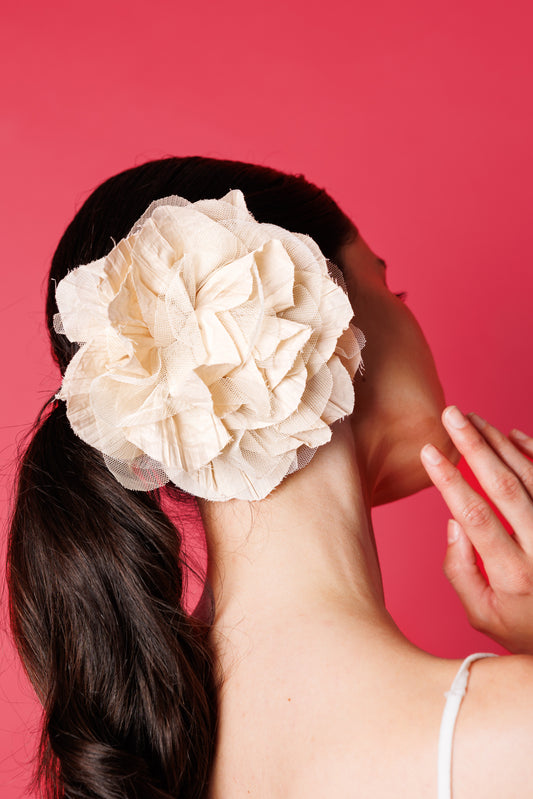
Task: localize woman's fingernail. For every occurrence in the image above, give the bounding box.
[468,412,486,429]
[448,519,461,544]
[444,405,468,430]
[421,443,443,465]
[511,428,529,441]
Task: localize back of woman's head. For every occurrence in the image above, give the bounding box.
[8,156,356,798]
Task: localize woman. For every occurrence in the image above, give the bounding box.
[8,156,533,798]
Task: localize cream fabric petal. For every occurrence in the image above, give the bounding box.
[56,240,135,343]
[281,232,328,282]
[154,205,246,286]
[79,333,168,429]
[150,294,175,348]
[221,353,304,430]
[164,266,196,327]
[195,252,254,311]
[194,189,253,224]
[166,428,297,502]
[195,307,242,368]
[101,238,134,297]
[161,342,197,397]
[277,362,333,435]
[91,372,168,429]
[242,426,305,458]
[314,279,355,362]
[127,406,230,472]
[194,362,235,387]
[322,355,356,424]
[222,219,274,253]
[282,282,320,328]
[261,423,332,452]
[56,258,111,342]
[163,428,247,500]
[296,269,324,317]
[69,392,140,462]
[58,341,142,462]
[297,425,332,448]
[157,366,213,415]
[253,315,309,363]
[214,357,271,424]
[254,239,295,314]
[293,231,330,268]
[217,302,263,363]
[164,265,206,362]
[266,352,308,422]
[132,218,179,287]
[259,322,312,389]
[207,376,246,417]
[108,271,151,340]
[335,323,365,379]
[129,246,176,338]
[103,453,170,492]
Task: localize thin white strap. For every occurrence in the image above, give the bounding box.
[437,653,497,799]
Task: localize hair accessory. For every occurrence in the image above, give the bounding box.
[54,190,365,501]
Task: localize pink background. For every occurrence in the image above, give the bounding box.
[1,0,532,794]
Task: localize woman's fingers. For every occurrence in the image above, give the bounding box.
[420,438,521,589]
[468,414,533,502]
[440,407,533,554]
[443,520,493,631]
[421,412,533,653]
[509,428,533,461]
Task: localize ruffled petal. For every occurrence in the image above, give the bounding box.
[258,319,311,389]
[322,354,355,424]
[254,239,295,314]
[314,276,355,362]
[127,405,230,472]
[195,251,254,312]
[211,356,271,422]
[58,336,142,462]
[56,258,110,343]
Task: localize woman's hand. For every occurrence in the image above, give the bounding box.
[420,407,533,654]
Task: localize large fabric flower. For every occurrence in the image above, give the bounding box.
[55,190,365,501]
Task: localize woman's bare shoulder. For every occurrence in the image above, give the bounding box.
[453,654,533,799]
[288,649,533,799]
[211,624,533,799]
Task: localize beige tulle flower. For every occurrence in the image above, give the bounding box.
[54,190,365,501]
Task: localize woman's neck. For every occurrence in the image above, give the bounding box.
[199,421,395,644]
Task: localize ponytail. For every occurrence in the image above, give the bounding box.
[7,399,217,798]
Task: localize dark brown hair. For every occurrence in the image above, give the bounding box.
[7,156,356,798]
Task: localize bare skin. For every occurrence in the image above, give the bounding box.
[200,236,533,798]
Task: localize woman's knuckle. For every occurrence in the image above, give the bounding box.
[439,466,460,488]
[489,426,505,445]
[509,563,533,594]
[518,463,533,488]
[462,500,492,528]
[491,471,523,502]
[468,432,486,454]
[443,558,461,583]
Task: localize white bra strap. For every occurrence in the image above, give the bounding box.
[437,652,497,799]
